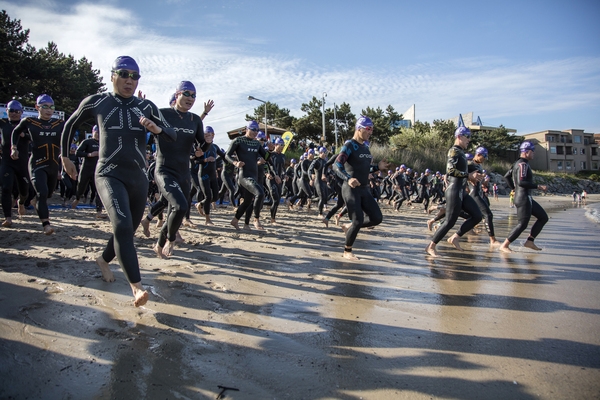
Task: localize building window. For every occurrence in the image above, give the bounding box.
[557,161,563,170]
[566,161,572,170]
[574,136,582,143]
[593,162,599,170]
[593,148,598,156]
[573,148,577,155]
[557,146,564,155]
[581,161,586,170]
[584,138,589,145]
[581,148,585,155]
[550,146,557,154]
[547,135,555,142]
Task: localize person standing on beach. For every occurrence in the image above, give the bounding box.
[11,94,64,235]
[71,125,106,218]
[499,141,548,253]
[61,56,176,307]
[469,147,500,246]
[425,127,483,257]
[333,116,388,261]
[1,100,28,227]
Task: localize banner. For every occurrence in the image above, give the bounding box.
[281,131,294,154]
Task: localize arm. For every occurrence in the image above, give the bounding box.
[10,118,29,159]
[143,101,176,142]
[446,147,468,178]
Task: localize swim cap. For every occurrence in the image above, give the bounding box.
[407,168,412,173]
[112,56,139,72]
[300,155,305,160]
[36,94,54,105]
[356,115,374,129]
[388,170,392,174]
[307,149,315,155]
[6,100,23,111]
[425,168,431,174]
[395,167,400,171]
[318,146,327,153]
[454,126,471,138]
[520,141,535,152]
[436,171,441,175]
[168,93,176,106]
[247,120,259,130]
[257,131,266,140]
[176,81,196,92]
[92,125,99,133]
[400,164,406,170]
[291,158,297,163]
[475,146,488,158]
[204,126,214,134]
[274,138,284,145]
[466,153,473,161]
[70,144,77,149]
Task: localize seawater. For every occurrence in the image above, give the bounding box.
[585,202,600,224]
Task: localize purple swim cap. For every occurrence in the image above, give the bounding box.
[6,100,23,110]
[520,141,535,152]
[400,164,406,170]
[36,94,54,105]
[257,131,266,140]
[425,168,431,174]
[388,170,392,174]
[176,81,196,92]
[307,149,315,155]
[168,93,177,106]
[204,126,214,134]
[70,143,77,149]
[395,167,400,171]
[454,126,471,138]
[475,146,488,158]
[92,125,99,133]
[318,146,327,153]
[112,56,139,72]
[466,153,473,161]
[247,120,259,130]
[291,158,297,163]
[356,115,374,129]
[300,155,305,160]
[274,138,284,145]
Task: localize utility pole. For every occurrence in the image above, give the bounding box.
[333,102,338,150]
[321,92,327,144]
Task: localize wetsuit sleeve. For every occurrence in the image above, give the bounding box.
[325,153,338,167]
[11,118,30,146]
[446,147,468,178]
[225,139,238,164]
[62,94,99,156]
[504,166,515,189]
[308,159,318,177]
[147,102,176,142]
[333,145,352,181]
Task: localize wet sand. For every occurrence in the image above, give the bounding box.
[1,194,599,399]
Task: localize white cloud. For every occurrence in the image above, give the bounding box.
[2,1,599,147]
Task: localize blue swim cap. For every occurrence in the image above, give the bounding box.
[176,81,196,92]
[274,138,284,145]
[400,164,406,170]
[454,126,471,138]
[307,149,315,155]
[92,125,99,133]
[168,93,176,106]
[291,158,297,163]
[204,126,214,134]
[425,168,431,174]
[7,100,23,110]
[407,168,412,172]
[318,146,327,153]
[520,141,535,152]
[388,170,392,174]
[436,171,441,175]
[356,115,374,129]
[112,56,139,72]
[257,131,266,140]
[247,120,259,130]
[300,155,305,160]
[36,94,54,105]
[475,146,488,158]
[466,153,473,161]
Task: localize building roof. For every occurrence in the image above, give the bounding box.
[226,123,288,140]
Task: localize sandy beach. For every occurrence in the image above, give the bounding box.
[1,193,599,399]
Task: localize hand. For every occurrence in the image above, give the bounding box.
[195,149,204,157]
[89,151,99,157]
[204,99,214,114]
[10,148,19,160]
[257,158,266,165]
[62,156,78,180]
[538,184,547,191]
[137,90,146,100]
[235,161,245,168]
[348,177,360,188]
[266,174,273,180]
[275,176,282,185]
[139,116,162,134]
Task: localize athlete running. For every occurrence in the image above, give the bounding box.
[469,147,499,246]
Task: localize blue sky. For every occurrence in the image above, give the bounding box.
[2,0,599,148]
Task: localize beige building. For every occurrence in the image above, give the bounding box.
[522,129,599,173]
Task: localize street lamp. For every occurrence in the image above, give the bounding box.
[248,95,267,138]
[321,92,327,143]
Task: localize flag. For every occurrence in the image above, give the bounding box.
[282,131,294,154]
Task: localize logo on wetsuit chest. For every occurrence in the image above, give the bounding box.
[358,153,372,159]
[174,127,195,135]
[248,147,258,152]
[40,131,58,137]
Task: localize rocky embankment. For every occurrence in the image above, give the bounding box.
[488,172,600,195]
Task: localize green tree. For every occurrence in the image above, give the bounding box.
[0,10,31,102]
[333,102,355,145]
[470,125,521,157]
[292,96,331,143]
[360,105,404,144]
[246,101,296,130]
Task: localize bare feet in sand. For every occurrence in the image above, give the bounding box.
[270,218,278,225]
[426,219,434,231]
[523,240,542,251]
[131,283,148,307]
[96,211,108,219]
[71,199,79,209]
[140,218,151,237]
[489,239,501,248]
[447,234,463,251]
[341,223,351,233]
[243,224,251,231]
[425,243,440,257]
[196,203,205,216]
[254,219,264,231]
[182,219,195,228]
[18,204,26,217]
[155,219,164,228]
[230,218,240,230]
[153,243,167,259]
[343,251,359,261]
[205,217,214,226]
[43,224,55,235]
[162,240,176,257]
[175,232,184,244]
[321,218,329,228]
[498,239,513,253]
[334,214,341,226]
[2,218,12,227]
[95,256,115,282]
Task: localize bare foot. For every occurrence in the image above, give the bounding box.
[270,218,278,225]
[162,240,176,257]
[499,245,512,253]
[43,224,55,235]
[230,218,240,230]
[155,219,164,228]
[18,204,26,217]
[153,243,167,259]
[95,256,115,282]
[96,212,108,219]
[254,219,265,230]
[523,240,542,251]
[140,218,151,237]
[321,218,329,228]
[30,198,37,209]
[343,251,359,261]
[425,243,440,257]
[131,283,149,307]
[175,232,184,243]
[182,219,195,228]
[205,218,214,226]
[334,214,341,226]
[447,234,463,251]
[426,219,434,231]
[489,240,501,248]
[71,199,79,209]
[2,219,12,228]
[285,199,293,210]
[243,224,251,231]
[196,203,205,216]
[341,223,351,233]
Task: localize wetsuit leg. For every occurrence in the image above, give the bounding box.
[455,194,482,237]
[156,174,190,246]
[235,177,264,220]
[30,167,57,221]
[431,183,463,244]
[529,199,548,239]
[97,176,147,284]
[342,184,382,247]
[325,183,344,220]
[1,164,15,218]
[199,175,212,215]
[472,194,495,237]
[76,167,94,200]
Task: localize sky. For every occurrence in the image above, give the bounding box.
[2,0,599,148]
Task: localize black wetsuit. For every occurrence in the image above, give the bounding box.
[324,153,345,221]
[468,161,495,237]
[392,171,409,210]
[333,139,382,249]
[62,93,175,284]
[75,137,102,211]
[12,117,64,224]
[267,151,285,219]
[309,155,329,215]
[218,157,237,206]
[505,158,548,243]
[155,107,204,247]
[1,119,29,219]
[225,136,267,221]
[198,142,224,216]
[431,145,482,244]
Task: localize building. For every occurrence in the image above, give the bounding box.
[522,129,599,173]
